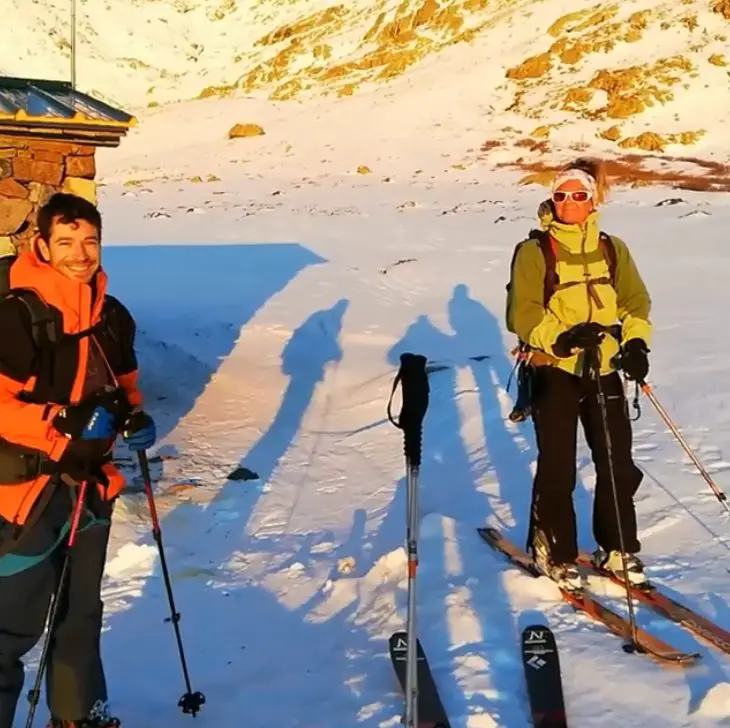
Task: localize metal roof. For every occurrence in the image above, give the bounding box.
[0,76,136,146]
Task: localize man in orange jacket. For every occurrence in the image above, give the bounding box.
[0,193,156,728]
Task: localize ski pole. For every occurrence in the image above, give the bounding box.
[639,382,730,517]
[138,451,205,717]
[587,349,643,655]
[26,480,89,728]
[387,352,429,728]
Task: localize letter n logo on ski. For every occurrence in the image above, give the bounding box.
[394,636,407,651]
[525,630,546,644]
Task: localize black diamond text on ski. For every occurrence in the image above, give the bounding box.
[521,624,568,728]
[389,631,451,728]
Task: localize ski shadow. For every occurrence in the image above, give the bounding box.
[381,309,525,726]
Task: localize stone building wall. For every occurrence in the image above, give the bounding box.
[0,135,98,256]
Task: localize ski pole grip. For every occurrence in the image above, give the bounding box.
[395,353,429,466]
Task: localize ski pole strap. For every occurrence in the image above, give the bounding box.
[387,353,429,467]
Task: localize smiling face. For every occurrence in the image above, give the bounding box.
[552,177,594,225]
[35,216,101,284]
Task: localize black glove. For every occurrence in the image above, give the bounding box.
[619,338,649,382]
[52,387,129,440]
[552,322,605,358]
[52,400,118,440]
[121,410,157,452]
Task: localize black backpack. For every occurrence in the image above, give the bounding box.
[0,255,113,352]
[0,255,61,349]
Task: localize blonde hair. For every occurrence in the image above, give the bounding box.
[559,157,610,205]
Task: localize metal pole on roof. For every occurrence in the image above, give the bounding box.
[71,0,77,90]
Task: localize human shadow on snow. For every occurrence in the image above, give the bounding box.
[370,284,607,727]
[223,297,350,493]
[377,288,529,727]
[90,297,408,728]
[102,243,327,446]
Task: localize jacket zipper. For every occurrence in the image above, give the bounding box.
[581,226,593,322]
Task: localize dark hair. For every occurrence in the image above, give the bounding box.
[37,193,102,242]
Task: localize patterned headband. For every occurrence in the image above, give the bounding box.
[552,169,598,199]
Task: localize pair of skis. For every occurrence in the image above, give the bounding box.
[389,623,565,728]
[385,354,563,728]
[389,624,565,728]
[482,525,730,663]
[479,527,704,666]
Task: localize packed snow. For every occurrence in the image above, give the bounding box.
[6,0,730,726]
[11,117,724,727]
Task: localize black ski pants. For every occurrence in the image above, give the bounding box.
[529,366,643,565]
[0,480,113,727]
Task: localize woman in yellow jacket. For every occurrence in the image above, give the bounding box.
[507,158,651,592]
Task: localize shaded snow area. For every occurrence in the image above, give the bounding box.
[10,170,730,728]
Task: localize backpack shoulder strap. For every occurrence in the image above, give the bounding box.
[4,289,58,349]
[528,229,557,307]
[598,232,617,286]
[0,256,16,298]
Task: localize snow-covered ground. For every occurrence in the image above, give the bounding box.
[4,109,727,726]
[7,0,730,725]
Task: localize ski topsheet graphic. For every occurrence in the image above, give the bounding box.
[521,625,568,727]
[389,632,451,728]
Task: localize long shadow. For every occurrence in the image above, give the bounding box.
[217,298,349,504]
[447,283,596,549]
[374,312,525,725]
[86,298,364,727]
[102,243,326,444]
[92,261,370,726]
[448,283,535,536]
[443,286,535,725]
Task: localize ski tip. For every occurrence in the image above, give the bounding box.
[521,624,558,650]
[388,631,423,649]
[522,623,554,635]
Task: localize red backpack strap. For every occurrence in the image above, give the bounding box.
[598,232,617,285]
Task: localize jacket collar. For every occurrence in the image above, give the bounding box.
[537,199,601,254]
[9,246,107,335]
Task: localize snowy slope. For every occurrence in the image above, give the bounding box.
[4,0,730,170]
[5,105,729,727]
[6,2,730,726]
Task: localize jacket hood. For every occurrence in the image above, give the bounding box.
[9,245,107,334]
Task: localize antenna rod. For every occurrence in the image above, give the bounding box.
[71,0,76,89]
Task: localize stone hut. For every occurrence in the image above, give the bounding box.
[0,76,136,256]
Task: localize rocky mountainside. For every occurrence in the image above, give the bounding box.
[4,0,730,185]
